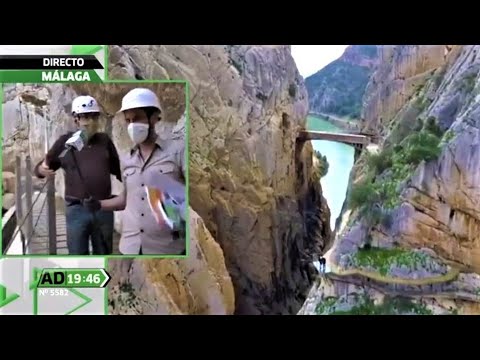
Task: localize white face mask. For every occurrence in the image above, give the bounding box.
[128,123,149,144]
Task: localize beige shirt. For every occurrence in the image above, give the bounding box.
[119,136,186,255]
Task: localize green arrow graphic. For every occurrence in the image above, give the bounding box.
[29,267,43,290]
[29,267,43,315]
[29,267,93,315]
[66,289,93,315]
[70,45,103,55]
[0,284,20,309]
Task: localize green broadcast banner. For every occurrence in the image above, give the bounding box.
[37,268,111,288]
[0,45,106,83]
[0,70,103,83]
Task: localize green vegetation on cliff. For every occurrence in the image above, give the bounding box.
[313,150,329,181]
[315,294,433,315]
[351,247,429,276]
[331,296,433,315]
[349,116,444,226]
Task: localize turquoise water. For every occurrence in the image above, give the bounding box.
[307,115,355,231]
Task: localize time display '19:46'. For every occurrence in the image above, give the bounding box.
[37,268,111,288]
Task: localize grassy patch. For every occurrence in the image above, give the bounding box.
[315,296,338,315]
[424,116,443,137]
[349,181,376,210]
[366,147,393,175]
[316,293,433,315]
[401,131,442,164]
[413,94,431,112]
[351,246,429,276]
[442,129,455,143]
[460,73,477,93]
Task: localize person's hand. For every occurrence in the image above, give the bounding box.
[39,161,56,178]
[83,197,101,212]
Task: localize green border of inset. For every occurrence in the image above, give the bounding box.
[0,48,191,262]
[104,256,108,315]
[0,82,3,248]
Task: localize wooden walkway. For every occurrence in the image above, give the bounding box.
[25,192,120,255]
[28,192,67,254]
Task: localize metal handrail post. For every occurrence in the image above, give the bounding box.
[46,176,57,255]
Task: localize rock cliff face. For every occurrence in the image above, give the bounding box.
[302,45,480,315]
[306,45,379,119]
[2,84,52,173]
[108,209,235,315]
[361,45,452,135]
[108,45,331,314]
[390,46,480,273]
[358,45,480,272]
[2,84,66,211]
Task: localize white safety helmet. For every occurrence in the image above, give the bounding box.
[118,88,162,114]
[71,95,101,115]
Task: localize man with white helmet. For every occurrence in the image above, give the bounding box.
[94,88,186,255]
[34,95,122,255]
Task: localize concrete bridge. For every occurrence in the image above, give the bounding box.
[298,130,372,149]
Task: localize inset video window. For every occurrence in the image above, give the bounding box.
[2,81,189,258]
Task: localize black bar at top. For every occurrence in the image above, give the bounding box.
[0,55,104,70]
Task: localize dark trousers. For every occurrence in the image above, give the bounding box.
[65,203,114,255]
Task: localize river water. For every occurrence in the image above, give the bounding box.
[306,115,355,231]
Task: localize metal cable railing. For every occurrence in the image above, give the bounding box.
[3,152,60,256]
[32,189,48,233]
[9,179,50,253]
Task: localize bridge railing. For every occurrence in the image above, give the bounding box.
[2,154,56,255]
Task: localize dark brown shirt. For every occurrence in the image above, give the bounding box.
[34,132,122,200]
